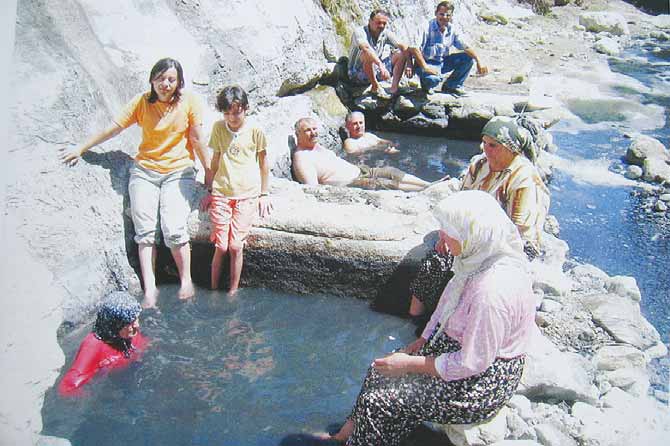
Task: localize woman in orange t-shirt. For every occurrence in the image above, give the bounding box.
[61,58,210,308]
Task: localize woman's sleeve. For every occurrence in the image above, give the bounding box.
[58,336,102,396]
[434,287,507,381]
[187,92,204,128]
[113,93,144,129]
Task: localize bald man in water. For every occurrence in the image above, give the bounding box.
[292,117,430,192]
[343,111,400,156]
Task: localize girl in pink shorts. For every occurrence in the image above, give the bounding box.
[202,86,272,293]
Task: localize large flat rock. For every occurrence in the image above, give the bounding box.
[582,293,661,350]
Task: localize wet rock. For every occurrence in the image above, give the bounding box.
[594,37,621,56]
[582,293,661,350]
[624,165,642,179]
[625,134,668,166]
[604,275,641,302]
[643,342,668,361]
[649,30,670,41]
[643,158,670,184]
[579,12,630,36]
[654,200,668,212]
[659,193,670,201]
[592,345,646,371]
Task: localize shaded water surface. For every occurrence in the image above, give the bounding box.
[42,287,417,445]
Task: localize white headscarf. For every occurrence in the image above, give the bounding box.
[432,190,527,333]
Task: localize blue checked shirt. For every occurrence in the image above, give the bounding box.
[420,19,469,65]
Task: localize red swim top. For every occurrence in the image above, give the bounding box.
[58,331,148,397]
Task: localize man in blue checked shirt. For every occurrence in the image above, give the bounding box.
[409,1,488,96]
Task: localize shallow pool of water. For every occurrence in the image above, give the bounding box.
[42,287,418,445]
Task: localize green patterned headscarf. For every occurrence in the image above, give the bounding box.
[481,116,536,163]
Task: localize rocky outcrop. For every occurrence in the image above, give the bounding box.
[4,0,670,445]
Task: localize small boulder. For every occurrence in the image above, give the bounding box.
[604,275,641,302]
[443,407,509,446]
[582,293,661,350]
[623,165,642,180]
[594,37,621,56]
[642,158,670,183]
[579,12,630,36]
[592,345,646,371]
[625,135,668,166]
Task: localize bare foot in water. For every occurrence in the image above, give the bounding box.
[141,288,159,309]
[227,287,239,297]
[178,281,195,300]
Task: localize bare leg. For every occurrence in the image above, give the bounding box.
[171,242,195,300]
[228,244,244,295]
[409,295,426,317]
[210,247,227,290]
[408,47,439,75]
[396,173,431,191]
[389,50,409,93]
[360,52,381,92]
[138,243,159,308]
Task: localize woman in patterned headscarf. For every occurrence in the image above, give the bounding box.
[326,190,537,445]
[409,116,550,318]
[59,291,148,396]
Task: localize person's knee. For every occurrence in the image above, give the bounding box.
[134,231,157,246]
[229,240,245,254]
[163,228,189,249]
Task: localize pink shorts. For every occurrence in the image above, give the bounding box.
[208,195,259,250]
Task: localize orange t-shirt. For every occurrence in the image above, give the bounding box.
[114,90,204,173]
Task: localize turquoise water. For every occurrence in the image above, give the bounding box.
[42,287,419,445]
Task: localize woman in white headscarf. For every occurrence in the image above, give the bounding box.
[326,190,537,446]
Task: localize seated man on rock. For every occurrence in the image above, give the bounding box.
[292,117,431,192]
[348,9,410,97]
[409,1,488,95]
[342,111,400,156]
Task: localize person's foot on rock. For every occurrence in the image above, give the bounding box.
[442,85,468,96]
[178,281,195,300]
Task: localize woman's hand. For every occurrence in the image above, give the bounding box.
[258,196,273,218]
[200,193,213,211]
[59,146,85,167]
[373,352,414,377]
[402,337,427,355]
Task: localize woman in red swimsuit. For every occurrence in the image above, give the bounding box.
[58,292,148,396]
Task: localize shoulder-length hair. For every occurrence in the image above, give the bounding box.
[148,58,184,104]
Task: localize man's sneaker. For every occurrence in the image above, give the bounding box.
[442,85,468,96]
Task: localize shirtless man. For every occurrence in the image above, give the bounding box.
[348,9,410,96]
[343,111,400,156]
[292,117,430,192]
